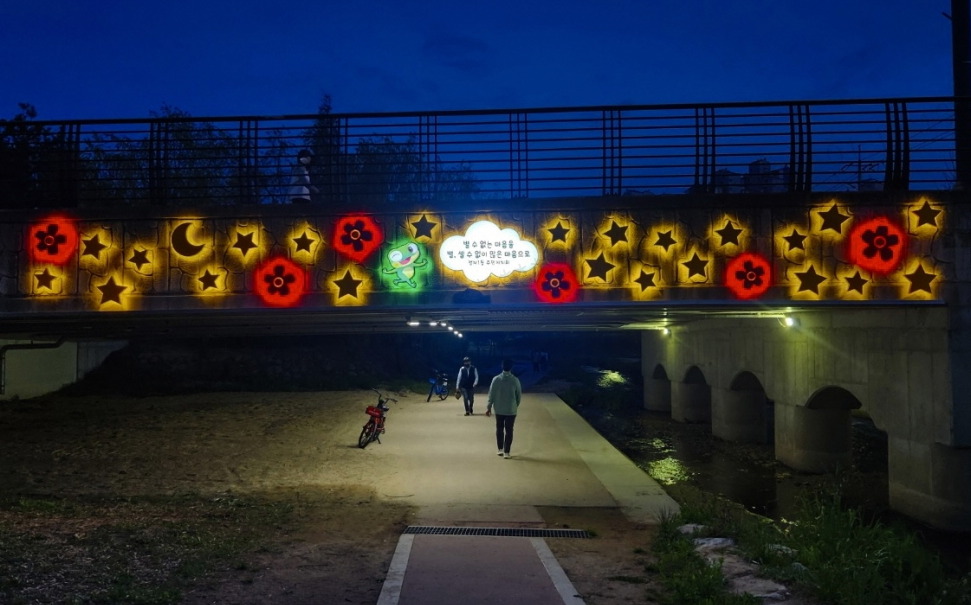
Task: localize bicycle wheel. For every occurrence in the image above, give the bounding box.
[438,388,448,401]
[358,420,376,448]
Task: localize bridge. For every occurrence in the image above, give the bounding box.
[1,96,970,531]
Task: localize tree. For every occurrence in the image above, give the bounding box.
[5,97,481,209]
[346,135,478,207]
[302,95,345,205]
[84,105,254,206]
[301,95,479,208]
[0,104,81,209]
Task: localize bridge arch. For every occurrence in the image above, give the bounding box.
[644,363,671,412]
[805,386,862,410]
[775,385,860,473]
[713,370,772,443]
[672,365,711,423]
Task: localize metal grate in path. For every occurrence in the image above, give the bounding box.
[403,526,591,538]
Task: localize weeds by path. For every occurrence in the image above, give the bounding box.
[0,493,293,605]
[657,484,971,605]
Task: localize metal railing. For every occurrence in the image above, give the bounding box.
[0,97,962,209]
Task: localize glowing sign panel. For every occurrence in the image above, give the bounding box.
[440,221,538,283]
[724,252,772,300]
[333,216,382,263]
[254,256,307,307]
[534,263,579,303]
[847,216,907,275]
[30,215,78,265]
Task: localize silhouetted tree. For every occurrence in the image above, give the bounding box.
[300,95,479,208]
[302,95,345,205]
[83,105,254,206]
[346,135,478,207]
[6,97,480,209]
[0,104,81,209]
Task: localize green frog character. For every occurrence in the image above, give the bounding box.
[384,242,428,288]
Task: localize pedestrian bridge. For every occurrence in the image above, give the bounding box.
[2,96,970,531]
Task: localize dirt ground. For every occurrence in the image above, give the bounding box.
[0,390,662,604]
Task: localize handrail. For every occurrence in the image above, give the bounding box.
[0,96,964,208]
[14,95,967,127]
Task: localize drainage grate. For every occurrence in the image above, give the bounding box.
[403,526,591,539]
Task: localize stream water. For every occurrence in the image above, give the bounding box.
[566,365,971,574]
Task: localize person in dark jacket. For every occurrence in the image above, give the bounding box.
[455,356,479,416]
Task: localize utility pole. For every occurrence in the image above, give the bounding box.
[952,0,971,189]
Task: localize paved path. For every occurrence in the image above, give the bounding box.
[372,392,679,605]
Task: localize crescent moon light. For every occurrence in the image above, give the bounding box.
[171,222,206,257]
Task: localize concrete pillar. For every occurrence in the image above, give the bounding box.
[888,437,971,531]
[671,381,711,423]
[644,377,671,412]
[774,404,852,473]
[713,387,766,443]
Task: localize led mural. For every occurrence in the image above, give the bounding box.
[5,197,947,316]
[382,239,430,290]
[439,220,539,283]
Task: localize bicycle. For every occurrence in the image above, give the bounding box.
[426,370,450,401]
[358,389,397,449]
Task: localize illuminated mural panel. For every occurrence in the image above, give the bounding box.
[381,239,431,291]
[534,263,579,303]
[29,215,78,265]
[334,216,383,263]
[6,194,950,315]
[439,220,538,283]
[254,257,307,307]
[725,252,772,300]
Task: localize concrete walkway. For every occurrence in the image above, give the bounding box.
[373,392,679,605]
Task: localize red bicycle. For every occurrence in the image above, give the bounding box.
[358,389,397,449]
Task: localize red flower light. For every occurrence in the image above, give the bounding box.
[534,263,579,303]
[333,215,383,263]
[847,216,907,275]
[725,252,772,300]
[29,215,78,265]
[254,257,307,307]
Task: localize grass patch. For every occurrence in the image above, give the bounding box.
[653,483,971,605]
[0,493,295,605]
[608,574,648,584]
[652,514,760,605]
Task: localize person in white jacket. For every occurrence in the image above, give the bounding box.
[456,356,479,416]
[287,149,318,203]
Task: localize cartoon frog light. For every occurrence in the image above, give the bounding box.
[384,241,428,288]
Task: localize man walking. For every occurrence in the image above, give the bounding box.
[486,358,522,459]
[456,356,479,416]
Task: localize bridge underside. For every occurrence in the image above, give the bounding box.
[0,302,817,340]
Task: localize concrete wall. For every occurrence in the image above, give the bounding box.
[642,306,971,531]
[77,341,127,378]
[0,340,125,400]
[2,340,78,400]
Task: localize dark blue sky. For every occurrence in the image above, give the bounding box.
[0,1,959,121]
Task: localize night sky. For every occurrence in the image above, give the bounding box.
[0,1,959,121]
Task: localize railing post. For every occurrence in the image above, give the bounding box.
[508,112,527,198]
[953,0,971,189]
[788,104,812,192]
[602,109,622,196]
[694,107,715,193]
[237,119,258,205]
[883,102,910,191]
[418,115,438,201]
